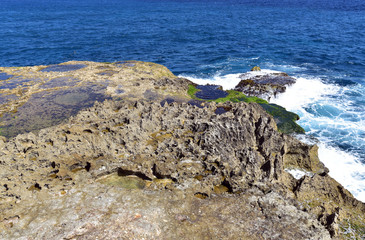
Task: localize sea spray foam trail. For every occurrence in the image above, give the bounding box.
[180,69,282,91]
[270,76,341,118]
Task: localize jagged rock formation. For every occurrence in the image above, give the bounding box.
[0,97,363,238]
[0,61,364,239]
[0,99,330,239]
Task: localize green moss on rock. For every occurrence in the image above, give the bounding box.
[259,103,305,134]
[213,90,268,104]
[187,84,201,99]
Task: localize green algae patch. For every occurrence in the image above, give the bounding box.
[213,90,268,104]
[97,173,146,190]
[188,84,201,99]
[259,103,305,134]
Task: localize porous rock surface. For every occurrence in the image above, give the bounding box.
[0,97,358,239]
[0,61,364,239]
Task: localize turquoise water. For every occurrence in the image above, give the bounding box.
[0,0,364,200]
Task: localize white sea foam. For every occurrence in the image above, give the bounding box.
[270,77,340,111]
[180,73,242,90]
[271,76,365,202]
[239,68,282,78]
[264,62,308,71]
[318,143,365,202]
[180,69,282,90]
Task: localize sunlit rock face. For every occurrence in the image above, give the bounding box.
[0,61,364,239]
[0,61,190,138]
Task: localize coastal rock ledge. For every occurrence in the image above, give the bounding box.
[234,68,296,101]
[0,61,364,239]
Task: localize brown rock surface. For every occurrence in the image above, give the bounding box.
[0,181,332,240]
[0,61,364,239]
[0,61,191,138]
[0,99,332,239]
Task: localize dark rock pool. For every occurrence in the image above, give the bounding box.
[195,85,228,100]
[41,64,86,72]
[0,72,14,80]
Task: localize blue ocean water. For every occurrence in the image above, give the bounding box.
[0,0,364,200]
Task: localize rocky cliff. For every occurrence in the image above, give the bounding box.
[0,61,364,239]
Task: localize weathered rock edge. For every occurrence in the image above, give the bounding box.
[1,98,364,238]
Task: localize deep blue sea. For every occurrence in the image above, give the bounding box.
[0,0,364,200]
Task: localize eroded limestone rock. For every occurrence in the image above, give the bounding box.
[0,62,364,239]
[0,180,331,240]
[0,98,362,238]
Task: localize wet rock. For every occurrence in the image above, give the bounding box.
[187,99,206,108]
[0,61,192,138]
[96,70,118,76]
[144,89,161,101]
[194,84,228,100]
[0,94,18,105]
[0,86,111,138]
[0,72,14,81]
[234,70,296,101]
[40,77,79,89]
[41,64,86,72]
[160,98,175,107]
